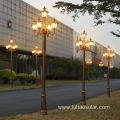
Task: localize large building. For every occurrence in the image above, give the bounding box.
[0,0,120,74]
[0,0,73,73]
[0,0,73,58]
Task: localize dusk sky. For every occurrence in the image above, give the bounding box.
[23,0,120,54]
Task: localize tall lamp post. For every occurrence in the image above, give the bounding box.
[109,65,113,79]
[103,46,115,97]
[86,59,92,80]
[32,6,57,115]
[75,30,94,105]
[6,40,18,88]
[99,61,104,79]
[32,46,42,86]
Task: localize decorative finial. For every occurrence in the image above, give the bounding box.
[43,6,46,10]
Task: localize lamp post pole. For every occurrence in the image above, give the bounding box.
[35,55,38,86]
[107,59,110,97]
[82,49,86,105]
[87,64,89,80]
[10,50,13,88]
[41,32,47,114]
[86,59,92,80]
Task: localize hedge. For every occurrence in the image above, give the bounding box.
[0,69,16,84]
[16,73,40,85]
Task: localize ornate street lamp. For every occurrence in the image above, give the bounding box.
[103,46,115,97]
[99,61,104,79]
[32,6,57,115]
[75,30,94,105]
[109,65,113,69]
[32,46,42,86]
[99,61,104,68]
[86,59,92,80]
[6,40,18,88]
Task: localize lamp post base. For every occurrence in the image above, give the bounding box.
[40,110,47,115]
[82,90,86,105]
[10,85,13,88]
[40,94,47,115]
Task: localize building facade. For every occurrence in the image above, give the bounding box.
[0,0,73,73]
[0,0,120,74]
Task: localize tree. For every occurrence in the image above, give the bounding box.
[54,0,120,37]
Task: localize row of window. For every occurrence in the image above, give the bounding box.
[0,0,40,15]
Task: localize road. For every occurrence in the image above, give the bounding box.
[0,79,120,117]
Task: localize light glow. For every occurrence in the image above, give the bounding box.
[52,22,57,29]
[103,46,115,59]
[6,40,18,51]
[99,61,104,67]
[32,24,37,31]
[86,59,92,65]
[81,30,87,40]
[32,46,42,56]
[47,25,52,31]
[37,21,42,29]
[41,6,48,18]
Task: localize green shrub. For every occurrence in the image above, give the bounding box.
[0,69,16,84]
[17,73,28,85]
[16,73,40,85]
[28,74,40,84]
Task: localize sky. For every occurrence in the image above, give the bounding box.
[23,0,120,54]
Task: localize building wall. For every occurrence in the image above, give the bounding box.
[94,42,120,68]
[0,0,73,58]
[73,31,80,59]
[94,42,107,66]
[0,0,120,69]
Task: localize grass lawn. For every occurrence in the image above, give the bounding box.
[0,83,55,91]
[0,79,106,91]
[0,90,120,120]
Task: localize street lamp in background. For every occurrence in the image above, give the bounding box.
[32,46,42,86]
[99,61,104,68]
[99,61,104,79]
[75,30,94,105]
[103,46,115,97]
[86,59,92,80]
[32,6,57,115]
[109,65,113,69]
[6,40,18,88]
[109,65,113,79]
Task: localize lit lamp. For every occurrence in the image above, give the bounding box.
[109,65,113,69]
[99,61,104,79]
[32,6,57,115]
[32,46,42,86]
[86,59,92,80]
[75,30,94,105]
[99,61,104,68]
[86,59,92,65]
[6,40,18,88]
[103,46,115,97]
